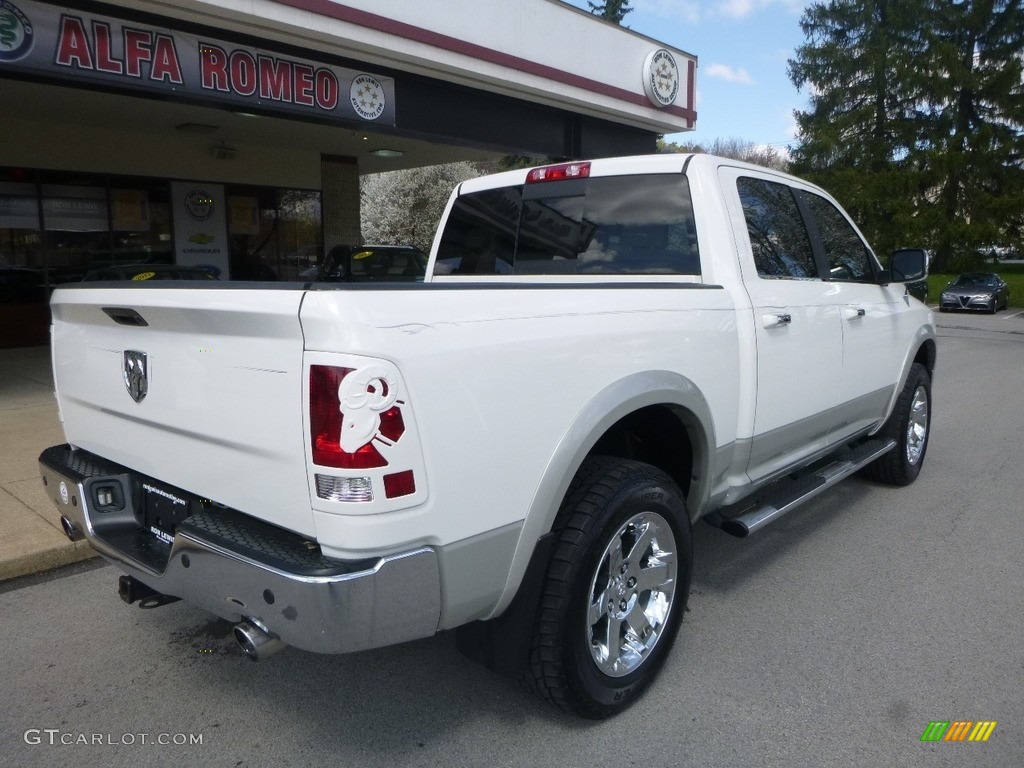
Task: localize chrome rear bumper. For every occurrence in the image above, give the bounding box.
[39,444,441,655]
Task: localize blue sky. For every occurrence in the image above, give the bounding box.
[565,0,812,151]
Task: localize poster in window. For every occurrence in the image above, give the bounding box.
[112,190,151,231]
[228,196,260,236]
[171,181,229,277]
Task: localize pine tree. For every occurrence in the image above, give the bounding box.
[788,0,930,257]
[587,1,632,24]
[917,0,1024,269]
[788,0,1024,266]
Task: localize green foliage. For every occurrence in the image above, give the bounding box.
[587,1,632,23]
[789,0,1024,268]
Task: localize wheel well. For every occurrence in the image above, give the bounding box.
[915,339,937,376]
[588,405,694,497]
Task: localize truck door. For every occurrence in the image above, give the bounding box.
[798,191,908,439]
[720,167,844,482]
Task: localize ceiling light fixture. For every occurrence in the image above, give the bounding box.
[369,148,403,158]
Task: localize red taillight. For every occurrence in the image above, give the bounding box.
[526,161,591,184]
[383,469,416,499]
[310,365,388,469]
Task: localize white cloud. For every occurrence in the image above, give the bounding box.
[705,63,754,84]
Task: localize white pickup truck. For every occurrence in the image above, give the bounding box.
[39,154,935,718]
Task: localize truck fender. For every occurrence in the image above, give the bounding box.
[871,325,937,435]
[487,369,716,621]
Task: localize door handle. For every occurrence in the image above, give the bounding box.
[844,307,866,320]
[762,313,792,329]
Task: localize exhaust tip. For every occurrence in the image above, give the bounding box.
[60,515,83,541]
[233,619,286,661]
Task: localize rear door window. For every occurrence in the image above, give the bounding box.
[737,177,819,280]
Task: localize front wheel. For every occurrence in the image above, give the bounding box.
[528,457,692,719]
[863,363,931,486]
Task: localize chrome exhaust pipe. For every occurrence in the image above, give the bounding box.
[233,619,286,661]
[60,515,84,541]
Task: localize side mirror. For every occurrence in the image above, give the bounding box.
[887,248,928,283]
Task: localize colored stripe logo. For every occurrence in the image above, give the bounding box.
[921,721,997,742]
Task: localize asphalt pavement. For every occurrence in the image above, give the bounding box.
[1,309,1022,767]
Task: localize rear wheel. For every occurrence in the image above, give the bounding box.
[863,363,931,486]
[528,457,692,719]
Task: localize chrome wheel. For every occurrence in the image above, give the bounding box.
[586,511,677,678]
[905,384,929,466]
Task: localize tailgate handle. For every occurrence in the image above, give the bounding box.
[102,307,149,327]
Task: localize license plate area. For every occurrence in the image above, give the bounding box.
[141,481,196,544]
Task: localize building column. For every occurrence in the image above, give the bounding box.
[321,155,361,251]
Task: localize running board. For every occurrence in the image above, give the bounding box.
[708,438,897,538]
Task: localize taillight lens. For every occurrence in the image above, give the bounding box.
[310,365,389,469]
[526,161,591,184]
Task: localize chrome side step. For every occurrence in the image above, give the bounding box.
[709,438,897,538]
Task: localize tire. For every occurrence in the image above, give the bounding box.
[862,363,931,486]
[528,456,692,719]
[989,298,998,314]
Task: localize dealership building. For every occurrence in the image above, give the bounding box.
[0,0,696,347]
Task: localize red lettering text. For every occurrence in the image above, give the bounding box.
[124,29,152,78]
[294,63,314,106]
[229,51,257,96]
[200,43,229,91]
[315,69,338,110]
[258,56,291,102]
[92,22,122,74]
[151,34,182,83]
[55,16,94,70]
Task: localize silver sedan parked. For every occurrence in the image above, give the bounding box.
[939,272,1010,313]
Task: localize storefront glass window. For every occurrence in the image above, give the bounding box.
[0,168,49,346]
[109,176,172,267]
[226,186,321,280]
[277,189,322,280]
[39,171,111,283]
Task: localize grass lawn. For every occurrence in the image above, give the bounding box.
[927,262,1024,308]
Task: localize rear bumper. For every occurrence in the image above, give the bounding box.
[39,444,441,654]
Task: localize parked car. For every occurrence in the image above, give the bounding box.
[83,264,218,281]
[939,272,1010,313]
[304,244,428,282]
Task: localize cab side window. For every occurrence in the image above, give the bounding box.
[737,177,818,279]
[804,193,876,282]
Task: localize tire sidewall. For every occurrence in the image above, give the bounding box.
[896,364,931,479]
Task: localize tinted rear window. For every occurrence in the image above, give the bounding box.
[435,174,700,276]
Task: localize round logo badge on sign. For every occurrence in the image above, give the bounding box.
[184,190,214,222]
[643,49,680,108]
[350,74,385,121]
[0,1,35,62]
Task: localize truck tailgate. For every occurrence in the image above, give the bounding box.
[49,285,315,537]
